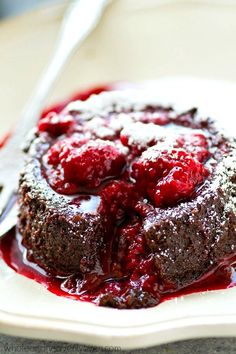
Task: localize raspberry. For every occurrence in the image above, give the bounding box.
[117,220,144,270]
[46,137,88,166]
[120,122,161,156]
[99,180,137,222]
[60,139,126,189]
[45,167,79,195]
[120,134,129,147]
[38,112,75,136]
[131,147,209,207]
[176,133,209,162]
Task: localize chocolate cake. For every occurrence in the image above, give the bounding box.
[18,90,236,309]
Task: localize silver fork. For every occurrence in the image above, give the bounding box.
[0,0,111,237]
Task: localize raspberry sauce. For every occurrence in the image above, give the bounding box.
[1,227,236,305]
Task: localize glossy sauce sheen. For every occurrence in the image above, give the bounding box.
[1,228,236,304]
[1,83,236,307]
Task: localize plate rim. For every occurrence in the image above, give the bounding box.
[1,307,236,349]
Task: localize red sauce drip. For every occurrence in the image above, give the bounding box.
[1,83,236,308]
[1,228,236,305]
[0,132,10,148]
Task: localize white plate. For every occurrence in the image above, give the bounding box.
[0,1,236,350]
[0,77,236,350]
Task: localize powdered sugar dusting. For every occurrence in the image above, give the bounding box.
[211,141,236,214]
[86,117,115,139]
[66,90,170,117]
[121,122,167,148]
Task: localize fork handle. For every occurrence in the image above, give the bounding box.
[6,0,111,149]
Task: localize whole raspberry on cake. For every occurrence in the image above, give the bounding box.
[18,90,236,309]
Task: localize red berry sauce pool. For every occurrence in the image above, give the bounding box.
[0,82,236,307]
[1,228,236,305]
